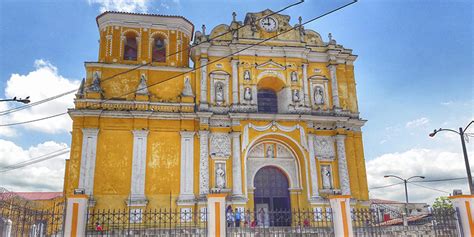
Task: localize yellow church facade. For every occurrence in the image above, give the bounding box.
[63,10,369,213]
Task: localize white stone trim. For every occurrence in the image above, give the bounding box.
[179,131,195,201]
[328,64,340,108]
[200,58,208,104]
[335,135,350,195]
[307,135,319,198]
[231,60,239,105]
[198,131,209,196]
[129,130,149,204]
[231,132,243,197]
[79,128,99,196]
[209,71,230,106]
[242,121,308,152]
[302,64,310,106]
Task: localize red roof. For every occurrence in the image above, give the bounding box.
[13,192,63,201]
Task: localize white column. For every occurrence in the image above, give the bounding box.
[199,131,210,196]
[179,131,195,201]
[129,130,149,205]
[200,58,208,105]
[64,195,88,237]
[302,63,310,106]
[79,128,99,196]
[328,64,340,108]
[335,135,350,195]
[231,132,243,197]
[231,59,239,105]
[329,196,354,237]
[307,135,319,198]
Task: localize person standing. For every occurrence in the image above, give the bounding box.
[234,208,242,227]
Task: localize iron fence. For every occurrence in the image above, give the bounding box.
[226,208,334,237]
[352,207,460,237]
[0,199,64,237]
[86,208,208,236]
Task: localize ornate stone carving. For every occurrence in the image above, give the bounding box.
[321,165,333,189]
[336,135,350,195]
[291,71,298,82]
[244,70,251,80]
[292,89,300,102]
[181,77,194,97]
[89,71,102,92]
[248,144,264,158]
[265,144,274,158]
[313,136,335,160]
[314,86,325,105]
[244,87,252,101]
[276,144,292,158]
[210,133,231,158]
[198,131,209,196]
[209,119,231,127]
[215,162,226,189]
[136,74,148,95]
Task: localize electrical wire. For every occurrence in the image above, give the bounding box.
[0,0,357,127]
[0,1,304,117]
[408,182,450,194]
[369,182,404,190]
[0,148,70,173]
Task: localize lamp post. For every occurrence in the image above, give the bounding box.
[384,175,425,226]
[429,120,474,194]
[0,96,30,104]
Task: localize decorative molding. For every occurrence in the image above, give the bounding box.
[242,121,308,152]
[210,133,231,158]
[313,135,335,161]
[199,131,209,196]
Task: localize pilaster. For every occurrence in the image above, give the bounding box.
[231,132,244,198]
[336,135,351,195]
[199,130,210,197]
[302,63,310,107]
[307,134,320,198]
[128,129,149,207]
[78,128,99,197]
[200,57,209,110]
[178,131,196,203]
[328,64,340,108]
[231,59,239,105]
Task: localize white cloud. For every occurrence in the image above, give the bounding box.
[1,59,79,135]
[441,101,453,106]
[0,139,69,192]
[406,117,430,128]
[367,148,471,204]
[88,0,149,13]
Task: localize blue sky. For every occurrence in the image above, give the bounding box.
[0,0,472,203]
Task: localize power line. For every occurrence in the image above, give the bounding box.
[0,148,70,173]
[0,112,67,127]
[412,177,466,183]
[369,182,403,190]
[0,1,303,117]
[408,182,450,194]
[0,1,357,127]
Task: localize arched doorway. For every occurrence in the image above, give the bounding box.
[254,166,291,226]
[257,89,278,113]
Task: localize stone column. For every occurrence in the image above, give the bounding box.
[78,128,99,196]
[329,195,354,237]
[231,132,243,197]
[200,58,209,107]
[207,193,226,237]
[302,63,310,106]
[64,194,88,237]
[328,64,340,108]
[128,130,149,206]
[336,135,351,195]
[179,131,195,201]
[199,131,210,196]
[307,135,319,198]
[231,59,239,105]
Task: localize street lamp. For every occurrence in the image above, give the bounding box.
[0,96,30,104]
[429,120,474,194]
[384,175,425,225]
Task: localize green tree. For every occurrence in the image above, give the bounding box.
[432,196,453,209]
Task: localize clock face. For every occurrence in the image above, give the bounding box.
[259,17,278,32]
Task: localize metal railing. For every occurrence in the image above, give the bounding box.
[86,208,208,236]
[226,208,334,237]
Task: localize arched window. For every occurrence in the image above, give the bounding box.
[152,36,166,62]
[123,33,138,61]
[257,89,278,113]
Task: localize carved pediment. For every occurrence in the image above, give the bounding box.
[256,60,286,71]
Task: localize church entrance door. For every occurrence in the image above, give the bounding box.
[253,166,291,226]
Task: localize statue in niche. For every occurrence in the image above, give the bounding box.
[266,144,274,158]
[215,82,224,104]
[292,89,300,102]
[181,77,194,97]
[321,165,332,189]
[314,86,325,105]
[244,70,251,80]
[244,87,252,101]
[136,74,149,95]
[215,164,226,189]
[291,71,298,82]
[89,72,102,92]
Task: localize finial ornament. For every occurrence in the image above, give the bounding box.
[232,12,237,22]
[328,33,333,41]
[202,24,206,35]
[298,16,302,25]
